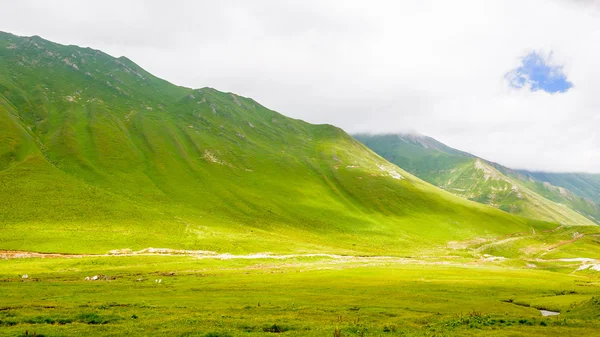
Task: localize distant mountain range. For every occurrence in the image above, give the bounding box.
[354,133,600,225]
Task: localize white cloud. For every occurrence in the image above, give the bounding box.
[0,0,599,172]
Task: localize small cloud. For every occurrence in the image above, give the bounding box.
[506,51,573,93]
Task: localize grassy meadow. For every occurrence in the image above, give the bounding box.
[1,255,600,336]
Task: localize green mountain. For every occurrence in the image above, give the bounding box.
[354,133,600,226]
[0,32,561,255]
[515,171,600,204]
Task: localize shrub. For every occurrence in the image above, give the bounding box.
[0,319,18,326]
[263,324,289,333]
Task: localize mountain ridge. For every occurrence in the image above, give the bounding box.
[354,132,600,226]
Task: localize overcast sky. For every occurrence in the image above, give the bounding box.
[1,0,599,172]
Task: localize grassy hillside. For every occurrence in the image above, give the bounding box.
[0,31,561,256]
[354,133,599,226]
[516,171,600,203]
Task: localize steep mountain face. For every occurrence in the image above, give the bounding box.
[354,133,600,226]
[515,171,600,204]
[0,32,556,255]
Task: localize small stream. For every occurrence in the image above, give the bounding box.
[504,300,560,316]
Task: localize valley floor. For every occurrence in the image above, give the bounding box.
[1,254,600,336]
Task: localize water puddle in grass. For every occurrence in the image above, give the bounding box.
[503,300,561,317]
[540,310,560,316]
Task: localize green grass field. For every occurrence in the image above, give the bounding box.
[1,256,600,336]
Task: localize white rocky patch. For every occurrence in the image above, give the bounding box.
[540,310,560,317]
[231,94,242,106]
[576,264,600,271]
[203,150,223,165]
[482,254,506,262]
[377,164,404,180]
[474,159,501,181]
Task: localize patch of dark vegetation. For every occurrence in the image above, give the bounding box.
[0,319,18,326]
[18,331,47,337]
[503,299,561,312]
[441,311,572,330]
[262,324,290,333]
[0,311,17,318]
[553,290,577,296]
[133,303,156,309]
[76,313,112,324]
[502,299,531,308]
[23,316,73,325]
[0,306,23,311]
[97,302,129,309]
[14,313,119,326]
[238,324,256,332]
[153,271,176,276]
[202,333,232,337]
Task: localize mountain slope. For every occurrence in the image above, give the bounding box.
[354,133,599,226]
[515,171,600,204]
[0,31,561,255]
